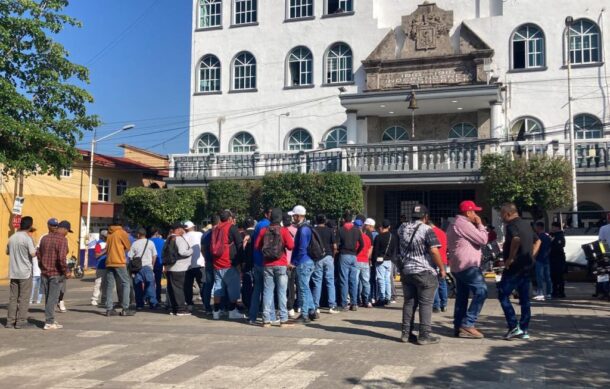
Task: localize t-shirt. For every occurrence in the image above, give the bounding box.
[185,230,205,268]
[7,231,36,279]
[397,221,441,275]
[356,231,373,263]
[314,225,336,257]
[537,232,551,264]
[128,238,157,268]
[150,237,165,268]
[502,217,539,275]
[95,240,107,270]
[432,226,448,265]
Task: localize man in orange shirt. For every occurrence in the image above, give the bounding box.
[431,221,448,313]
[104,218,133,317]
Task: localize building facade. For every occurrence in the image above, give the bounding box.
[171,0,610,227]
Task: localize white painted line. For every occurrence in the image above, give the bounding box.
[73,344,127,360]
[298,338,317,345]
[0,348,25,358]
[114,354,198,383]
[314,339,333,346]
[76,330,114,338]
[50,378,104,388]
[353,365,415,389]
[297,338,333,346]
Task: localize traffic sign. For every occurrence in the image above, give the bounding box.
[12,197,24,215]
[12,214,22,230]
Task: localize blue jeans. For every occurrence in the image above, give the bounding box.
[263,266,288,322]
[133,266,158,308]
[296,259,315,316]
[311,256,336,309]
[339,254,358,308]
[433,277,448,309]
[356,262,371,304]
[213,267,241,302]
[105,267,131,311]
[453,267,487,329]
[249,265,276,321]
[535,261,552,296]
[30,275,43,303]
[376,261,392,302]
[497,271,531,331]
[203,266,214,311]
[153,265,163,304]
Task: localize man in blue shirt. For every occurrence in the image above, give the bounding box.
[248,208,274,324]
[533,222,552,301]
[150,228,165,305]
[291,205,316,324]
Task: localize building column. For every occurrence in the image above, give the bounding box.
[490,101,505,140]
[346,110,358,144]
[357,116,368,144]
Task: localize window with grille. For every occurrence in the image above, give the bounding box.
[323,127,347,148]
[200,0,222,28]
[60,168,72,178]
[289,0,313,19]
[568,19,601,65]
[116,180,127,196]
[233,51,256,90]
[231,132,257,152]
[196,133,220,154]
[288,46,313,86]
[98,178,110,202]
[574,114,602,139]
[326,0,353,14]
[233,0,257,25]
[199,55,221,92]
[512,24,544,69]
[382,126,409,142]
[287,128,313,150]
[448,123,478,139]
[325,43,353,84]
[511,117,544,140]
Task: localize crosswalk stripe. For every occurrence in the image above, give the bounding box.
[297,338,333,346]
[353,365,415,389]
[0,348,25,358]
[76,330,114,338]
[73,344,128,360]
[113,354,198,383]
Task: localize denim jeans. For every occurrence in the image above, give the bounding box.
[339,254,358,308]
[497,271,531,331]
[535,261,552,296]
[311,255,336,309]
[433,277,448,309]
[154,264,163,303]
[133,266,158,308]
[30,275,43,303]
[401,271,438,335]
[263,266,288,322]
[249,265,276,321]
[213,267,241,302]
[453,267,488,329]
[375,261,392,302]
[105,267,131,311]
[356,262,371,304]
[203,266,215,311]
[296,259,315,316]
[41,275,64,324]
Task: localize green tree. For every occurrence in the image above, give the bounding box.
[0,0,99,177]
[207,180,250,221]
[122,188,206,228]
[480,154,572,219]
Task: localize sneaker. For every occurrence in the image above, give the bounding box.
[328,307,339,314]
[91,300,98,306]
[176,311,192,317]
[310,310,320,320]
[105,309,119,317]
[400,332,418,344]
[213,310,221,320]
[262,322,271,328]
[58,301,67,312]
[349,305,358,312]
[545,295,552,300]
[120,309,136,317]
[247,320,257,326]
[301,316,311,324]
[532,295,545,301]
[4,323,14,329]
[517,331,530,340]
[228,309,245,320]
[365,302,373,308]
[441,307,447,312]
[341,306,350,312]
[417,333,441,345]
[504,326,524,340]
[458,327,484,339]
[316,309,321,315]
[43,322,63,330]
[390,300,397,304]
[187,305,194,312]
[14,322,36,329]
[433,307,440,313]
[288,309,300,319]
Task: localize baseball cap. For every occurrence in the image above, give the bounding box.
[354,219,364,227]
[184,221,196,230]
[47,218,59,226]
[459,200,482,213]
[364,218,376,227]
[58,220,73,233]
[412,204,429,219]
[382,219,392,228]
[288,205,306,216]
[170,222,186,230]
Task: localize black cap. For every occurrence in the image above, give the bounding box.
[382,219,392,228]
[271,208,283,224]
[170,222,186,230]
[412,204,429,219]
[58,220,73,233]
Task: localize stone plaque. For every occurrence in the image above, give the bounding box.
[378,67,474,89]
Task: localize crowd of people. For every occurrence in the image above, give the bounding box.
[5,200,570,344]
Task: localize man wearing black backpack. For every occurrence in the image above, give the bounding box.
[162,223,193,316]
[311,214,339,314]
[291,205,318,323]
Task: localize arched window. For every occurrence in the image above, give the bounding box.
[512,24,544,69]
[382,126,409,142]
[233,51,256,90]
[325,43,353,84]
[323,127,347,148]
[199,55,221,93]
[196,133,220,154]
[568,19,601,64]
[511,117,544,140]
[574,114,603,139]
[230,132,257,152]
[287,46,313,87]
[287,128,313,151]
[449,123,478,139]
[199,0,222,28]
[233,0,257,25]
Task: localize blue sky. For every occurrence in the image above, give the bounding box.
[59,0,192,157]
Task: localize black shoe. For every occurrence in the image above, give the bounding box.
[400,332,418,343]
[14,322,36,329]
[309,310,320,320]
[350,305,358,311]
[341,306,350,312]
[441,307,447,312]
[417,333,441,345]
[105,309,119,317]
[432,307,440,313]
[301,316,311,324]
[120,309,136,316]
[453,328,460,337]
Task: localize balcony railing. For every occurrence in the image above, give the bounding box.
[169,138,610,180]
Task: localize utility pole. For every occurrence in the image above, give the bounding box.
[565,16,579,228]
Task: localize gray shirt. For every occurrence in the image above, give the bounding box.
[398,221,441,275]
[128,238,157,268]
[168,235,193,272]
[7,231,36,279]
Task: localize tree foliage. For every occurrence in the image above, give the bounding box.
[207,180,251,221]
[122,188,206,228]
[480,154,572,218]
[0,0,99,177]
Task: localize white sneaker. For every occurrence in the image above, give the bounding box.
[532,295,545,301]
[43,322,63,330]
[288,309,300,319]
[213,310,221,320]
[328,308,339,314]
[58,301,67,312]
[91,300,98,306]
[228,309,245,320]
[316,309,321,315]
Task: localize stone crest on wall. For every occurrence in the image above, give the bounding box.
[406,5,452,51]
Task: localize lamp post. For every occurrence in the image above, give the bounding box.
[408,91,419,139]
[277,112,290,150]
[565,16,579,228]
[83,124,135,270]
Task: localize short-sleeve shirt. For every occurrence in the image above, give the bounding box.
[314,225,336,257]
[8,231,36,279]
[128,238,157,268]
[398,221,441,275]
[502,217,539,275]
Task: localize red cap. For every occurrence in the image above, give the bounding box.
[459,200,482,213]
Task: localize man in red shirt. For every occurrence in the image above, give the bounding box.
[431,221,448,313]
[255,208,294,327]
[356,219,374,308]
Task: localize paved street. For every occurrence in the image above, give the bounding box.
[1,278,609,388]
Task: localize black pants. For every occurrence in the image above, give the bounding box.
[287,267,298,311]
[167,271,187,313]
[550,261,565,296]
[401,271,438,336]
[184,267,206,306]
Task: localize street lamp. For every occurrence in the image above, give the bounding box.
[277,112,290,150]
[83,124,135,270]
[565,16,579,228]
[408,91,419,139]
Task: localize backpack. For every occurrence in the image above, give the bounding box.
[304,225,326,260]
[162,236,190,266]
[211,225,226,258]
[262,226,285,261]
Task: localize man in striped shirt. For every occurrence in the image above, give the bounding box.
[397,204,446,345]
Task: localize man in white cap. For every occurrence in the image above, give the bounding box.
[290,205,317,323]
[183,221,205,311]
[356,218,375,308]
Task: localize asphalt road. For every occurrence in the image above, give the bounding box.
[1,277,609,388]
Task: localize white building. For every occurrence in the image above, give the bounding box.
[170,0,610,227]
